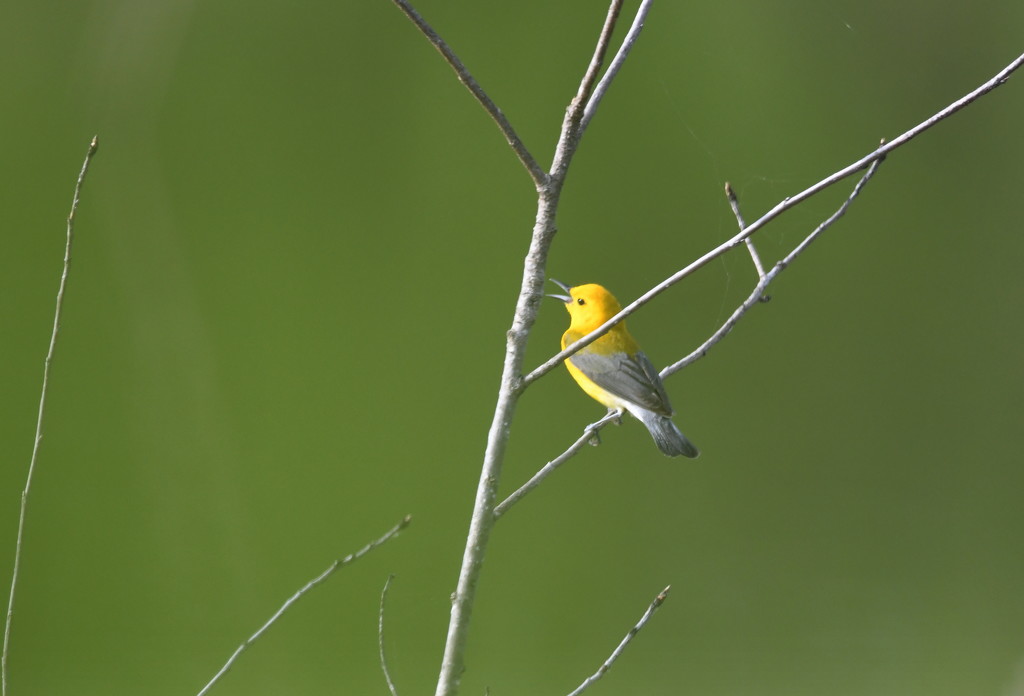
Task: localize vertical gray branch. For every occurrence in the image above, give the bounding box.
[428,2,643,694]
[434,191,560,696]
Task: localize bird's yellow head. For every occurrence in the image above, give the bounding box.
[549,280,623,332]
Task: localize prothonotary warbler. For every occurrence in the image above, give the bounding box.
[548,280,700,458]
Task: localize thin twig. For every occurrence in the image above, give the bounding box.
[565,586,671,696]
[494,411,620,519]
[389,0,547,188]
[663,149,886,378]
[522,49,1024,389]
[2,135,99,696]
[549,0,625,184]
[379,575,400,696]
[195,516,411,696]
[724,182,768,286]
[570,0,624,119]
[581,0,654,133]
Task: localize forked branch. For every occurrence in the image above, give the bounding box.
[663,151,885,378]
[522,49,1024,388]
[496,149,885,516]
[394,1,656,694]
[725,182,768,286]
[390,1,1023,693]
[581,0,654,133]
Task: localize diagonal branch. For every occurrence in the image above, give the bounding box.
[493,410,620,518]
[663,149,886,378]
[195,516,411,696]
[565,586,672,696]
[2,135,99,696]
[390,0,548,188]
[521,49,1024,390]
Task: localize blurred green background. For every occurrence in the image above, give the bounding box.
[2,1,1023,694]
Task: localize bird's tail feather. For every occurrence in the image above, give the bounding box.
[635,410,700,458]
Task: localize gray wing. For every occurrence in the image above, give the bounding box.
[569,350,674,417]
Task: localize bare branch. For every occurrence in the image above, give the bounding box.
[500,157,882,512]
[724,182,768,287]
[496,156,885,512]
[581,0,654,133]
[2,135,99,696]
[389,0,548,188]
[565,586,672,696]
[571,0,624,119]
[379,575,400,696]
[548,0,625,184]
[196,516,411,696]
[522,50,1024,390]
[433,197,556,696]
[432,5,650,694]
[663,151,886,378]
[493,411,620,519]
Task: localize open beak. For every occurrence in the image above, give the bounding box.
[546,278,572,303]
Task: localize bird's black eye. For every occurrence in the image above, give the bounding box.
[577,298,586,305]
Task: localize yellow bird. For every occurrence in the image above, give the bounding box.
[549,280,699,458]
